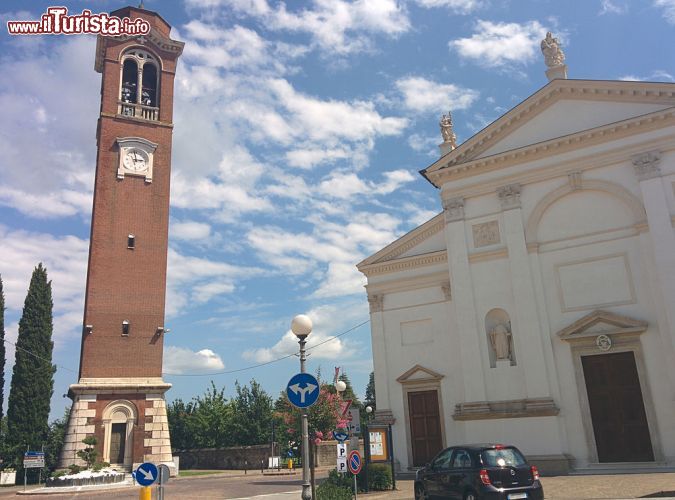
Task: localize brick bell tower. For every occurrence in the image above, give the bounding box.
[59,6,183,473]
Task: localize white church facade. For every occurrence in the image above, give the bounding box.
[357,41,675,474]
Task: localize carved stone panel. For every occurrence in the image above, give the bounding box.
[472,220,500,248]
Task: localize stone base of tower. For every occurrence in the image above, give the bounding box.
[59,378,176,476]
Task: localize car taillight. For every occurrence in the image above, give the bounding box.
[479,469,491,485]
[531,465,540,481]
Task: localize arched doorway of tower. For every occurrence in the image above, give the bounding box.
[102,400,137,470]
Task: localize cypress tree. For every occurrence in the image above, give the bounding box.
[7,264,56,462]
[0,275,5,421]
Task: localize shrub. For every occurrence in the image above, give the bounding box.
[68,464,82,475]
[91,461,110,472]
[76,436,98,469]
[51,471,67,478]
[316,481,352,500]
[366,463,392,491]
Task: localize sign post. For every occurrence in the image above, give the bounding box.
[348,450,362,499]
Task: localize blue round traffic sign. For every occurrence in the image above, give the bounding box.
[332,430,349,442]
[136,462,158,486]
[348,450,362,474]
[286,372,320,408]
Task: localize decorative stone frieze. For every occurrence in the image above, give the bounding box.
[442,196,465,222]
[453,397,559,420]
[472,220,500,247]
[632,151,662,181]
[368,294,384,313]
[497,183,522,210]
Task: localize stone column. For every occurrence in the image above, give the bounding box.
[498,184,551,399]
[442,196,487,403]
[367,294,392,421]
[633,151,675,348]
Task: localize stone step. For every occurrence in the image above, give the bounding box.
[570,462,675,475]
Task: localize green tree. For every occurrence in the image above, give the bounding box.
[231,380,273,446]
[6,264,56,467]
[364,371,376,411]
[167,398,196,450]
[0,275,6,423]
[44,408,69,473]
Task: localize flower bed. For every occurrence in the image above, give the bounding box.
[46,468,125,488]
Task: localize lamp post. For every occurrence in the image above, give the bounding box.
[291,314,313,500]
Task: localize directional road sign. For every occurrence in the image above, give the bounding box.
[332,430,349,442]
[348,450,362,474]
[136,462,158,487]
[286,373,320,408]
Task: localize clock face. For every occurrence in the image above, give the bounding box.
[123,148,149,172]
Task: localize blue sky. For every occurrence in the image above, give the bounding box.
[0,0,673,421]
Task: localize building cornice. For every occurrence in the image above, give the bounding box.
[365,271,450,295]
[359,250,447,278]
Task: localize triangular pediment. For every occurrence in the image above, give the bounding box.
[396,364,444,384]
[556,310,647,340]
[422,79,675,186]
[357,213,446,270]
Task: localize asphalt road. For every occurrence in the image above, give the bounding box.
[0,472,312,499]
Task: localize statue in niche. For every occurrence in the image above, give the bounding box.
[489,322,512,361]
[439,111,457,148]
[540,32,565,68]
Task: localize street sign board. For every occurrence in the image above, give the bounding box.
[158,464,171,485]
[348,450,362,474]
[339,399,352,417]
[336,457,348,473]
[136,462,158,487]
[345,407,361,435]
[332,430,349,442]
[23,452,45,468]
[286,373,320,408]
[336,443,347,459]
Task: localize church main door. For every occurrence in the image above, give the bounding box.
[582,352,653,462]
[408,390,443,466]
[110,423,127,465]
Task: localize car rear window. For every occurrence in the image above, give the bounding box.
[480,447,527,467]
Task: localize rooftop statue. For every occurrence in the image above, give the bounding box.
[439,111,457,148]
[541,32,565,68]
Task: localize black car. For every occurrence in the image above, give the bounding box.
[414,444,544,500]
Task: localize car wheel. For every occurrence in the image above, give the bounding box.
[464,490,478,500]
[415,483,428,500]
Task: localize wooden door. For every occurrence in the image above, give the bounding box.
[110,423,127,464]
[408,390,443,466]
[582,352,653,462]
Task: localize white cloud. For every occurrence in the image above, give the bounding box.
[450,20,547,69]
[317,170,415,199]
[654,0,675,23]
[395,77,479,114]
[599,0,627,14]
[242,302,365,362]
[408,133,439,155]
[170,220,212,241]
[163,346,225,375]
[619,70,675,82]
[413,0,482,13]
[186,0,410,56]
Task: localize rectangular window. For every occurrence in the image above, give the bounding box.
[127,234,135,249]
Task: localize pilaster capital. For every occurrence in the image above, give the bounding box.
[442,196,465,223]
[368,294,384,313]
[497,183,522,210]
[632,151,662,181]
[441,282,452,301]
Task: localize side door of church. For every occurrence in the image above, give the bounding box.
[408,390,443,467]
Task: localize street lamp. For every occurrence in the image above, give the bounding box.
[335,380,346,393]
[291,314,313,500]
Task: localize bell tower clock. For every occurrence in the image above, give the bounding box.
[59,6,183,474]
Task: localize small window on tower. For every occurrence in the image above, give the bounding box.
[141,63,158,107]
[127,234,135,249]
[121,59,138,104]
[122,320,130,336]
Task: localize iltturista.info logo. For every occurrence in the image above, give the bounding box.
[6,7,151,36]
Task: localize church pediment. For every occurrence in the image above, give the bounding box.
[556,309,647,342]
[422,79,675,187]
[396,364,444,384]
[357,213,447,276]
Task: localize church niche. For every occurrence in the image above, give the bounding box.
[485,308,516,367]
